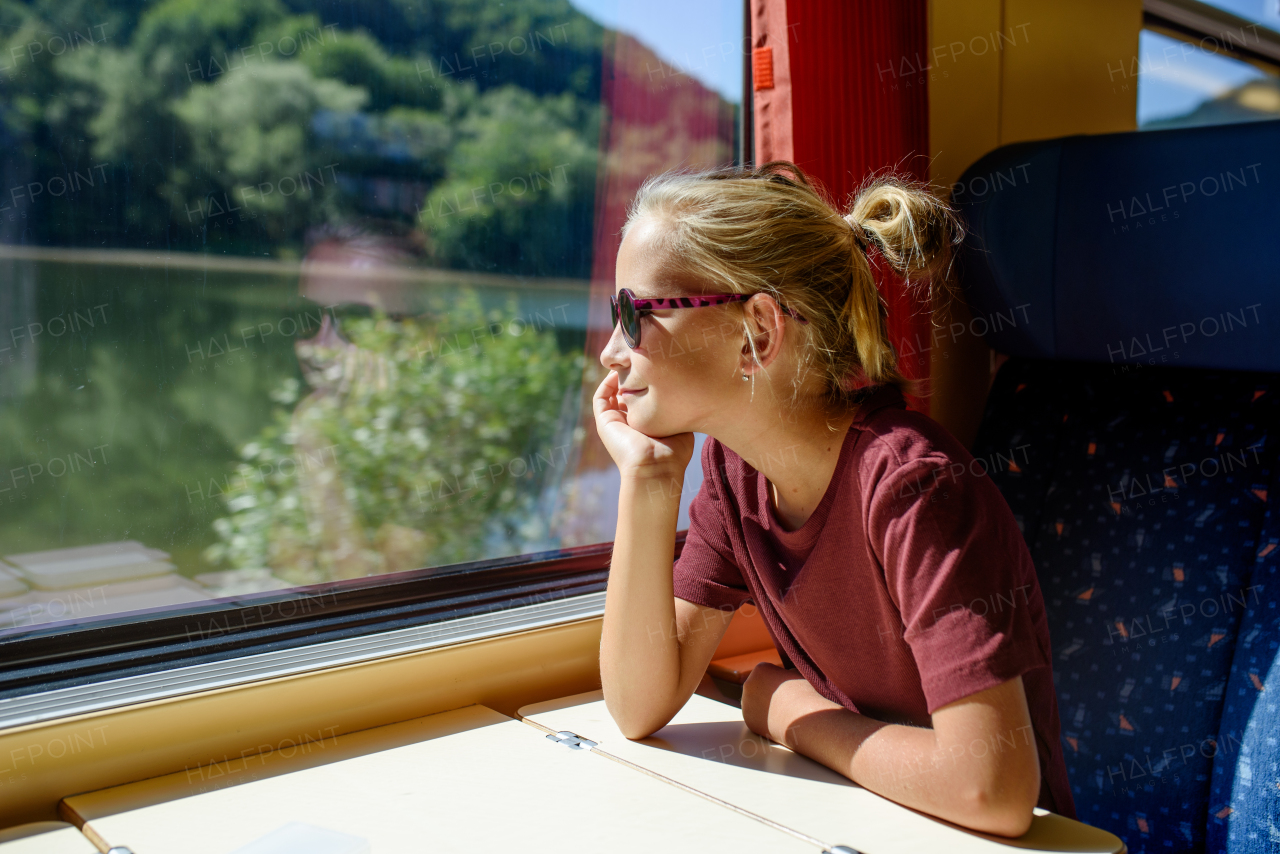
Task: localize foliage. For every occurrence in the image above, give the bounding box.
[172,62,366,238]
[295,27,441,112]
[416,85,598,275]
[202,290,583,583]
[1,0,609,270]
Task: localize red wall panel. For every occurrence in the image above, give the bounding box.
[754,0,934,413]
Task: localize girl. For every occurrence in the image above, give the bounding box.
[593,161,1074,836]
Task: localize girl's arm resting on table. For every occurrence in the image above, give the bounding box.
[599,472,737,739]
[744,667,1041,838]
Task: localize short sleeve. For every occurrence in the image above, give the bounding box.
[672,443,751,612]
[868,457,1050,714]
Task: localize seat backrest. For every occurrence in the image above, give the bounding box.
[958,119,1280,854]
[956,119,1279,373]
[972,357,1277,853]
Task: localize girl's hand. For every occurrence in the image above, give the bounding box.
[593,370,695,480]
[741,662,837,749]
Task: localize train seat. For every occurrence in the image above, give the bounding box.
[957,118,1280,854]
[1208,507,1280,854]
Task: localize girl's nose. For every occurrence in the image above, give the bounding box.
[600,319,629,372]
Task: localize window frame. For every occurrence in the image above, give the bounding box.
[1145,0,1280,70]
[0,533,686,708]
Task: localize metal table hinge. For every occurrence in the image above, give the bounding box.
[545,730,597,750]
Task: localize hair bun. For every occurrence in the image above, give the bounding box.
[849,177,964,281]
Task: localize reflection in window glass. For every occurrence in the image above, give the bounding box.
[1137,29,1280,128]
[0,1,742,636]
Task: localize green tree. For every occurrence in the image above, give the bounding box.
[294,26,441,113]
[204,290,583,583]
[172,62,367,240]
[416,85,597,276]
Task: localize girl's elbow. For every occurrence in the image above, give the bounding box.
[966,775,1039,837]
[602,692,670,740]
[979,801,1035,838]
[954,792,1029,837]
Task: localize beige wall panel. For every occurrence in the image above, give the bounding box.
[0,617,603,830]
[1001,0,1142,143]
[929,0,1004,189]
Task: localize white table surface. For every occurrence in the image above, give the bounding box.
[63,704,825,854]
[0,822,97,853]
[519,689,1126,854]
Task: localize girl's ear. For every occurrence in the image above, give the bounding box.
[739,295,787,368]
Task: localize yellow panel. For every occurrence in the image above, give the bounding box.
[0,616,604,830]
[520,690,1126,854]
[928,0,1004,190]
[1001,0,1142,143]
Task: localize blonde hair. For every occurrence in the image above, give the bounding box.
[622,160,964,413]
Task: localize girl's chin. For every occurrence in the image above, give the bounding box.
[627,413,685,440]
[623,410,655,433]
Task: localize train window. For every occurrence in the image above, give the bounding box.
[1186,0,1280,29]
[0,1,743,679]
[1140,2,1280,128]
[1137,29,1280,127]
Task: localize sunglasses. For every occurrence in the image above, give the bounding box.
[608,287,809,349]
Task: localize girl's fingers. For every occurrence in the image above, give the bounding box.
[593,371,619,415]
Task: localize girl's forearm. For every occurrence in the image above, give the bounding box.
[599,471,686,738]
[781,702,1033,837]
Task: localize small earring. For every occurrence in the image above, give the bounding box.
[742,374,749,381]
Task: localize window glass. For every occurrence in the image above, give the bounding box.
[1137,28,1280,128]
[0,0,743,637]
[1190,0,1280,30]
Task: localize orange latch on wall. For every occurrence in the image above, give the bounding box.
[752,46,774,91]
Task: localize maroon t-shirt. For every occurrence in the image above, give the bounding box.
[673,383,1076,819]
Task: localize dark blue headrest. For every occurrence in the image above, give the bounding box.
[953,119,1279,371]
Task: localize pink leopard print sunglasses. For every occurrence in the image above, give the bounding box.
[609,287,809,349]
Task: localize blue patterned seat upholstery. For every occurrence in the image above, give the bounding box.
[956,118,1280,854]
[1207,501,1280,853]
[972,359,1279,853]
